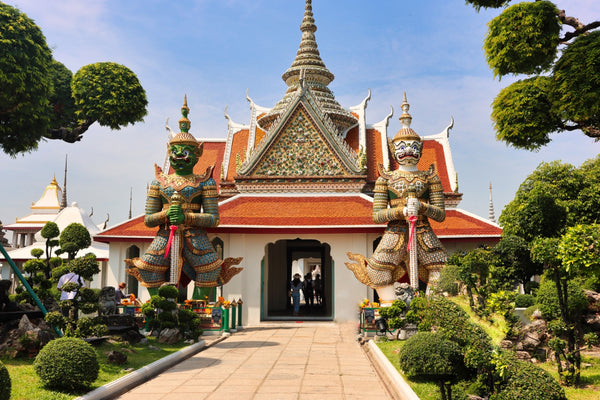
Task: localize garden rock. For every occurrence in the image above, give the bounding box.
[522,331,541,350]
[516,350,531,361]
[106,350,127,365]
[583,313,600,332]
[158,328,180,344]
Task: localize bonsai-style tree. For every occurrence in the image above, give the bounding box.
[399,331,465,400]
[466,1,600,150]
[0,3,147,156]
[13,222,62,308]
[58,223,91,260]
[454,247,500,312]
[493,235,542,291]
[530,237,591,385]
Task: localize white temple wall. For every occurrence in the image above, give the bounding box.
[214,231,373,326]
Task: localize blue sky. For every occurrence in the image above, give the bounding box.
[1,0,599,235]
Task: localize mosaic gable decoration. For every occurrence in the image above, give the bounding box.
[252,107,347,177]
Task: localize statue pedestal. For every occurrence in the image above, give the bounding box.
[376,285,395,307]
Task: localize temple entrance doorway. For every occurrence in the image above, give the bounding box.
[262,238,333,320]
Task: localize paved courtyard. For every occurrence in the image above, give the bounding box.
[115,322,395,400]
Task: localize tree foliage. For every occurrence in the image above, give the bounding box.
[0,2,53,156]
[485,1,560,77]
[467,1,600,149]
[558,223,600,278]
[399,332,465,400]
[499,158,600,240]
[493,235,542,287]
[59,223,91,260]
[0,3,148,156]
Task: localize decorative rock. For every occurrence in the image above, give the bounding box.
[583,314,600,331]
[158,328,180,344]
[18,315,35,332]
[106,350,127,365]
[516,351,531,361]
[521,332,541,350]
[500,340,513,349]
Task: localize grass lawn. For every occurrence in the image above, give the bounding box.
[376,295,600,399]
[2,337,189,400]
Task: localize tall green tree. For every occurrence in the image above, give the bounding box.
[499,158,600,239]
[493,235,542,289]
[466,1,600,150]
[0,3,148,156]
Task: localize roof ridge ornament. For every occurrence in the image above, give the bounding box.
[281,0,334,87]
[393,92,421,143]
[170,95,199,148]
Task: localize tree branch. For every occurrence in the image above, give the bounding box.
[46,120,94,143]
[558,10,600,43]
[562,123,600,139]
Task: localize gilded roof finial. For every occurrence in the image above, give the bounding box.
[179,94,191,133]
[170,95,198,147]
[393,92,420,143]
[281,0,334,86]
[399,92,413,129]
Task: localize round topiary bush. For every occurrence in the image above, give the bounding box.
[515,293,535,308]
[33,337,99,390]
[399,331,465,400]
[491,359,566,400]
[0,360,11,400]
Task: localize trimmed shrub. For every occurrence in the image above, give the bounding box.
[158,285,179,299]
[439,264,461,295]
[34,337,99,390]
[491,357,566,400]
[515,293,535,308]
[399,331,464,378]
[0,360,10,400]
[536,278,588,321]
[399,331,465,399]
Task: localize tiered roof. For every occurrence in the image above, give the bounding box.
[96,0,501,243]
[4,176,62,234]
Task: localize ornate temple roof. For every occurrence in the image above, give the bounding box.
[4,176,62,232]
[257,0,357,134]
[95,0,501,244]
[2,202,108,262]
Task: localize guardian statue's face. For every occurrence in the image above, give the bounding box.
[393,139,422,167]
[169,143,198,175]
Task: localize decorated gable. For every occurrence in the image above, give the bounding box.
[251,106,348,177]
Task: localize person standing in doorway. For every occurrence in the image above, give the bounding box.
[290,273,302,316]
[314,274,323,306]
[303,273,314,310]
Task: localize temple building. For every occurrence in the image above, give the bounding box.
[0,174,109,285]
[96,0,501,325]
[3,176,63,249]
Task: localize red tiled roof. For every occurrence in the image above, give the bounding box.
[345,126,359,152]
[96,196,500,241]
[217,195,376,226]
[419,140,451,192]
[432,209,502,238]
[366,128,384,182]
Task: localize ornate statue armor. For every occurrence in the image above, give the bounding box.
[126,97,242,297]
[347,94,447,296]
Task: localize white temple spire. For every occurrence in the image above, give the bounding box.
[488,181,496,223]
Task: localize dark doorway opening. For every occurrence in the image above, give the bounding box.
[263,238,333,320]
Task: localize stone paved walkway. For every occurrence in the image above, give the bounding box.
[115,322,394,399]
